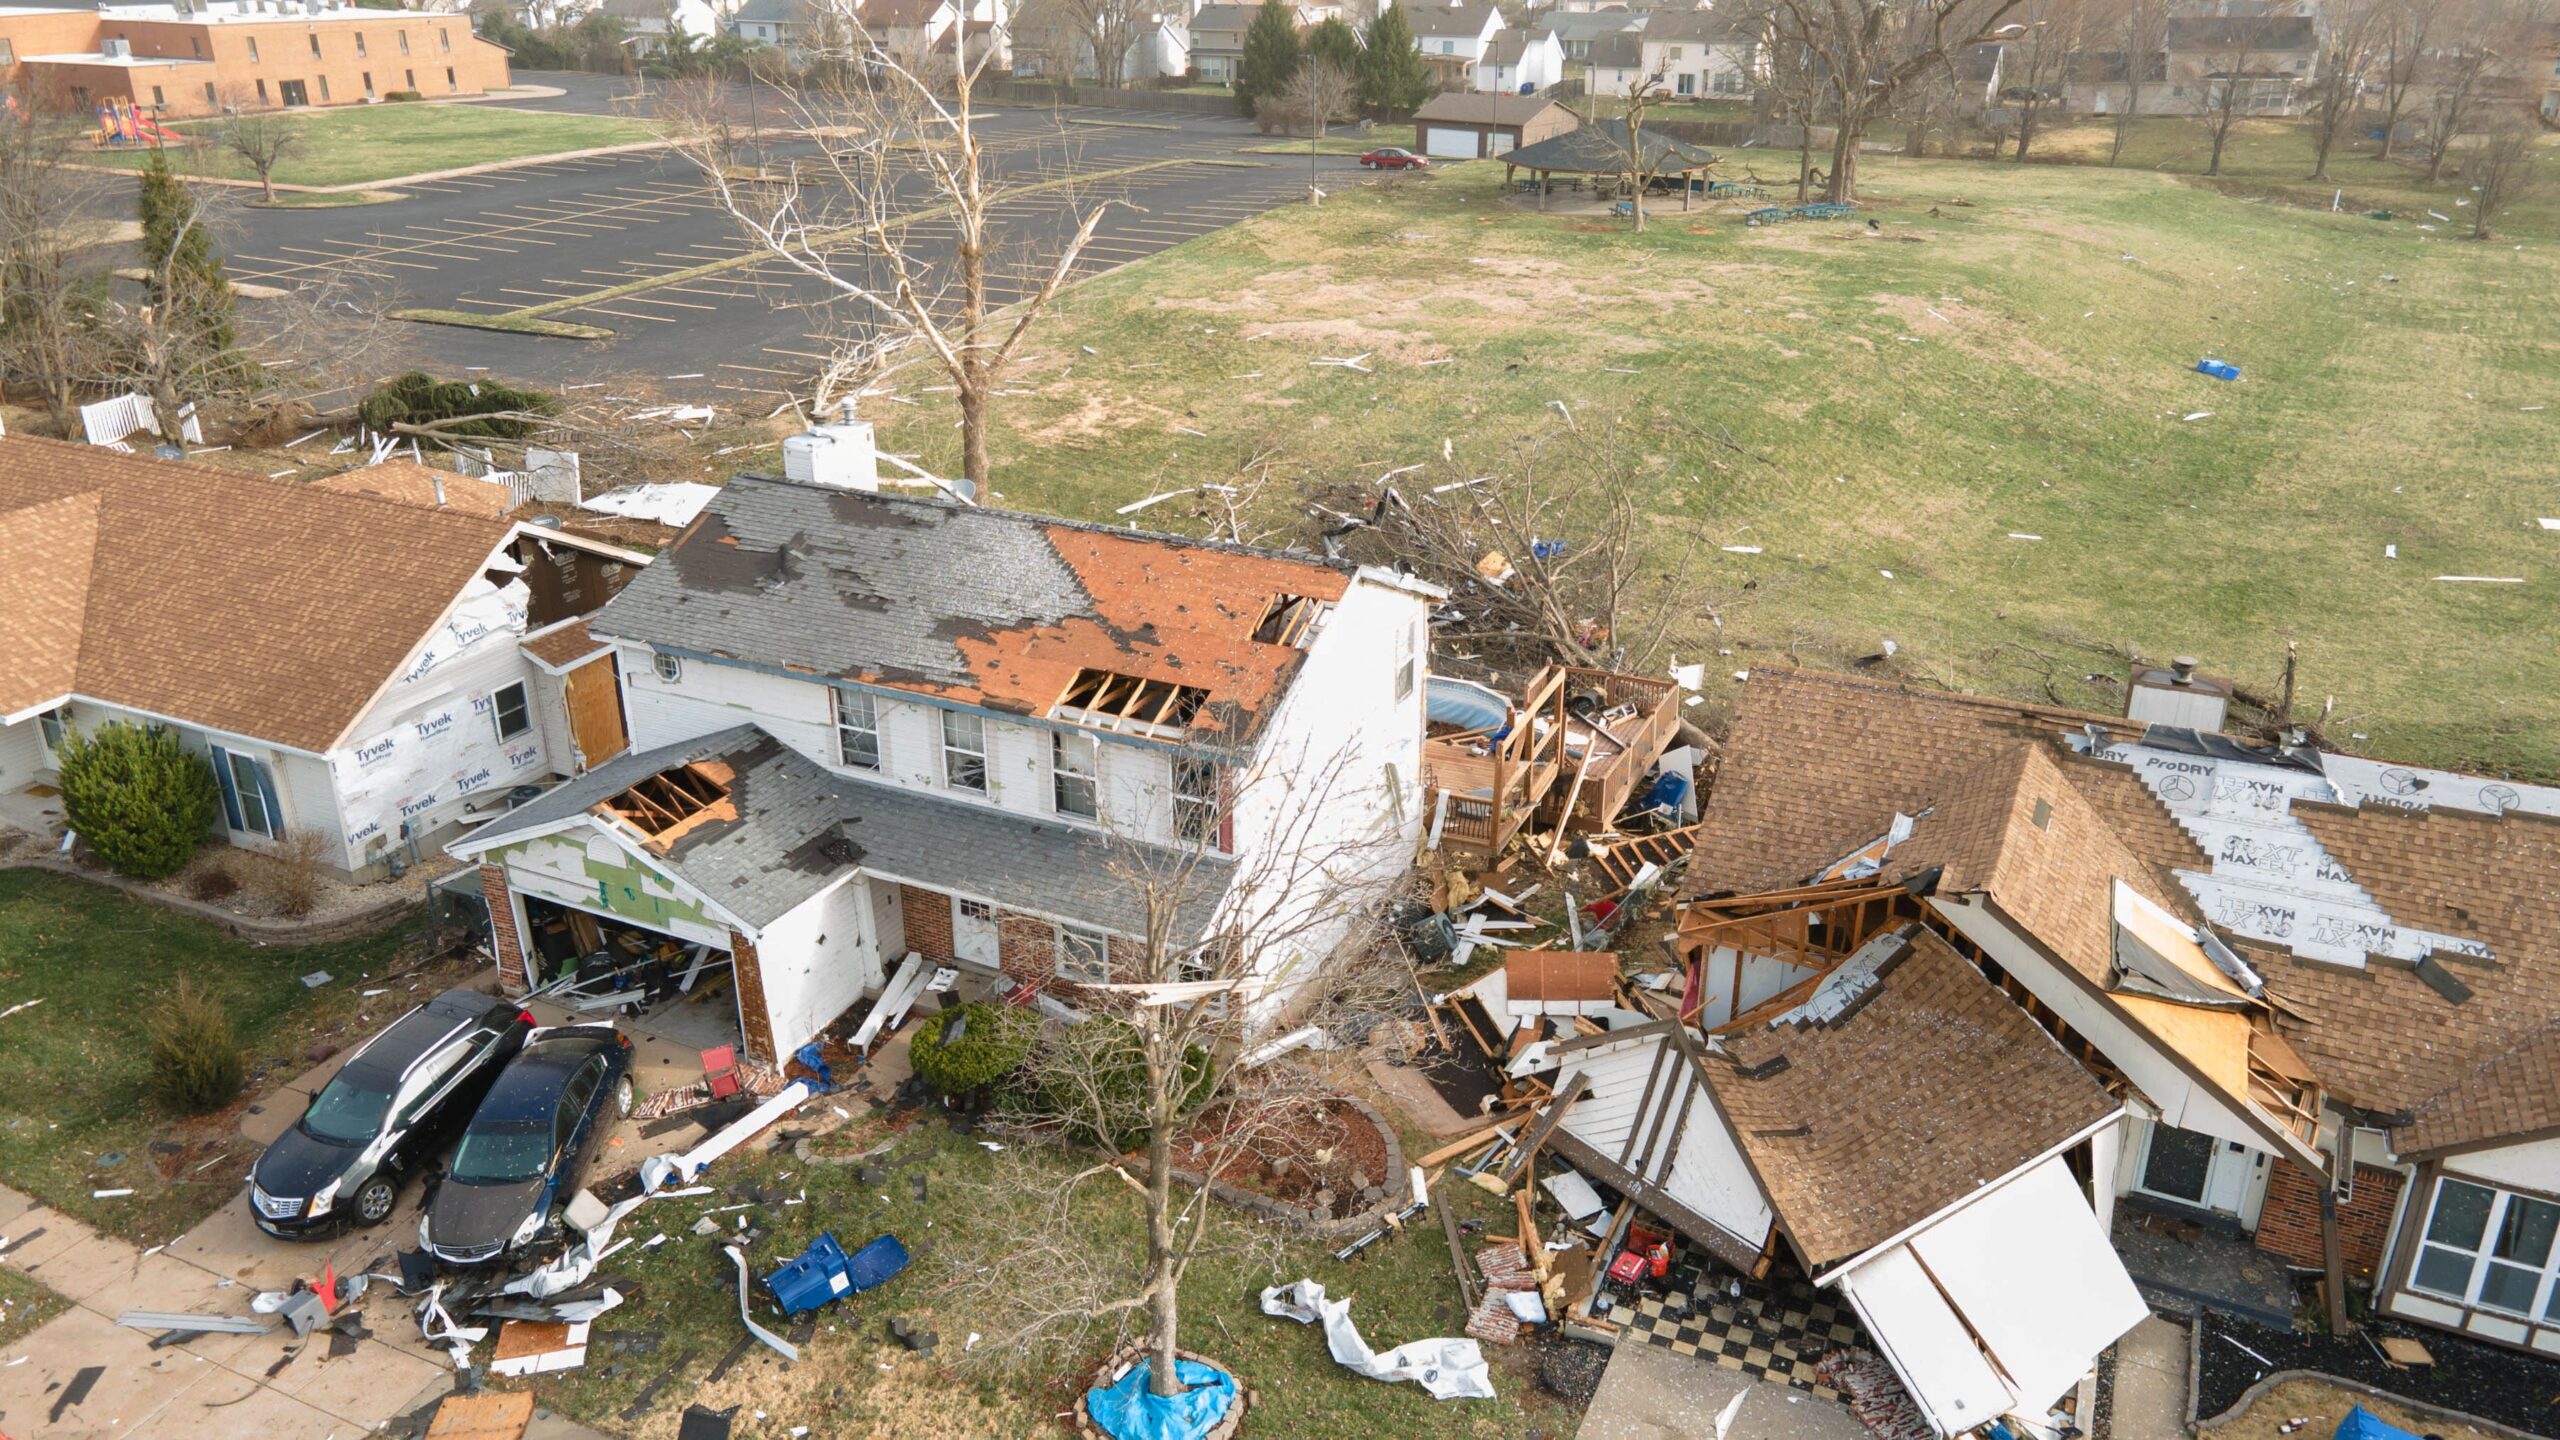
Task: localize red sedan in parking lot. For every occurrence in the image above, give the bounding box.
[1358,148,1431,170]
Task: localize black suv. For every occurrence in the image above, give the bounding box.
[248,988,534,1239]
[421,1024,634,1266]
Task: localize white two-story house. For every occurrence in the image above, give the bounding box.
[451,438,1441,1063]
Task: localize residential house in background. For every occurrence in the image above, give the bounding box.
[1471,27,1559,94]
[0,439,646,881]
[454,438,1441,1066]
[1676,664,2560,1368]
[1411,89,1574,157]
[1408,0,1501,90]
[0,0,507,118]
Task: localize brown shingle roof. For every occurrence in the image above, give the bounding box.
[0,437,516,753]
[1687,667,2134,898]
[310,462,514,520]
[1707,928,2118,1267]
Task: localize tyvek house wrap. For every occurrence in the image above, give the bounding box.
[333,576,546,857]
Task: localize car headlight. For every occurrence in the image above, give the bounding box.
[510,1209,547,1247]
[307,1177,342,1219]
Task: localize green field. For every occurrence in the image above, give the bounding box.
[86,103,652,187]
[0,870,419,1244]
[868,122,2560,779]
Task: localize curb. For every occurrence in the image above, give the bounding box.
[0,854,421,946]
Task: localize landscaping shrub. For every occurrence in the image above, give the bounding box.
[147,977,244,1115]
[908,1001,1032,1101]
[1029,1018,1214,1149]
[357,370,558,444]
[55,724,221,880]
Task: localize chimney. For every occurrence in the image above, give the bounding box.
[781,403,880,492]
[2126,653,2233,733]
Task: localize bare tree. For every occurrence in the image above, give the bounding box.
[674,16,1116,488]
[217,98,304,203]
[1769,0,2026,200]
[940,748,1420,1400]
[2467,108,2539,236]
[2194,12,2287,177]
[2373,0,2443,159]
[2306,0,2385,180]
[2102,0,2168,165]
[0,88,113,429]
[2003,3,2087,163]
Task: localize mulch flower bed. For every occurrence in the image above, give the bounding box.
[1169,1095,1391,1222]
[2197,1308,2560,1437]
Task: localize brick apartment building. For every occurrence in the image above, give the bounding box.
[0,0,510,119]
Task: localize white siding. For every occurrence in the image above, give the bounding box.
[754,872,883,1057]
[2444,1136,2560,1194]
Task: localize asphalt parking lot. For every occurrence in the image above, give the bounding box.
[225,96,1369,398]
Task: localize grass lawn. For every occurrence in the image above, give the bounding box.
[0,869,426,1245]
[871,131,2560,779]
[86,104,654,188]
[532,1110,1576,1440]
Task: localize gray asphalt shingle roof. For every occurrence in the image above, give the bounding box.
[458,724,1233,940]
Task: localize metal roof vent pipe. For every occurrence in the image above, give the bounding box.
[2126,653,2233,733]
[782,402,880,493]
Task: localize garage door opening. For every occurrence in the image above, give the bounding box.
[520,894,739,1050]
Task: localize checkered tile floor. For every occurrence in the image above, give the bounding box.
[1601,1261,1867,1401]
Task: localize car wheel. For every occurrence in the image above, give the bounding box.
[353,1175,399,1227]
[614,1076,634,1117]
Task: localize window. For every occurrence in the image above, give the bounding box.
[832,688,879,770]
[1393,620,1417,702]
[941,710,987,793]
[36,709,66,755]
[309,32,322,57]
[214,746,285,840]
[2412,1177,2560,1321]
[490,681,532,742]
[1173,754,1221,848]
[399,29,410,53]
[354,30,366,55]
[246,36,260,61]
[1052,730,1099,821]
[652,652,682,683]
[1056,924,1110,984]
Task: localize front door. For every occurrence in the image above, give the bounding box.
[279,80,309,106]
[952,896,1000,969]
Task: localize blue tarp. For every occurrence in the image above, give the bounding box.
[2334,1405,2425,1440]
[1085,1357,1237,1440]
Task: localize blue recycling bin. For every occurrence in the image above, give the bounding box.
[765,1231,856,1315]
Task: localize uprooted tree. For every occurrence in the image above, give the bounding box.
[939,746,1422,1401]
[668,12,1116,489]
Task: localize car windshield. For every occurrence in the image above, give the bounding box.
[448,1121,552,1185]
[300,1075,394,1146]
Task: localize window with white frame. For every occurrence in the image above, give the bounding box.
[1393,620,1417,702]
[652,652,683,683]
[1052,730,1099,821]
[2411,1176,2560,1322]
[1056,924,1110,984]
[491,681,532,742]
[833,688,880,770]
[942,709,988,793]
[1173,754,1221,848]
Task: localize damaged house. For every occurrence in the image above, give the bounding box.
[1605,663,2560,1410]
[0,438,645,878]
[452,466,1443,1064]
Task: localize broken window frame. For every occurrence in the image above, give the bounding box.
[490,681,533,743]
[941,709,988,794]
[833,687,881,772]
[1173,753,1227,852]
[1055,924,1110,984]
[1052,729,1100,822]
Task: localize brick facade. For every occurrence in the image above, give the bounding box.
[729,928,779,1064]
[899,884,955,962]
[480,863,530,995]
[2254,1159,2405,1280]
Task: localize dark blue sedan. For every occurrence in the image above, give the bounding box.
[420,1024,633,1266]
